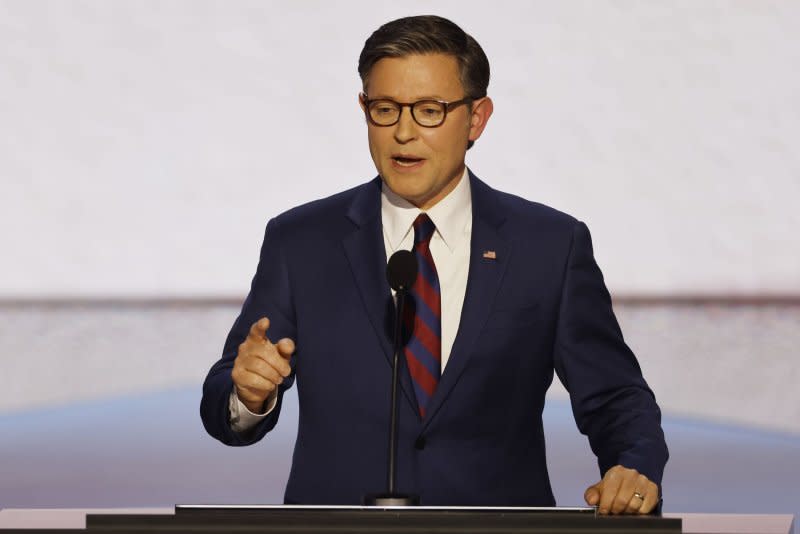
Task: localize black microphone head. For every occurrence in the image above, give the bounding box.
[386,250,417,291]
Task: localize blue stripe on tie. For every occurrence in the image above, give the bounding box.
[416,256,440,293]
[414,219,435,244]
[411,379,431,409]
[405,337,440,378]
[412,297,441,337]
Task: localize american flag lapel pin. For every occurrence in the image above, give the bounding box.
[482,250,497,260]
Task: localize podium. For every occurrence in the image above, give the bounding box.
[1,507,795,532]
[80,505,681,533]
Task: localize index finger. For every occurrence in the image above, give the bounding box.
[248,317,271,343]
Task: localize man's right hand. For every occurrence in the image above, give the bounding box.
[231,317,295,414]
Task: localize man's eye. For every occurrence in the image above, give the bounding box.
[374,106,396,115]
[418,105,442,116]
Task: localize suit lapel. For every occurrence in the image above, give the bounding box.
[342,178,419,413]
[421,173,512,430]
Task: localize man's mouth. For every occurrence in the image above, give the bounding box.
[392,155,425,167]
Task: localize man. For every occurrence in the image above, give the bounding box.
[201,15,667,514]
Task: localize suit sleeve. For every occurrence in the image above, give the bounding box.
[553,221,668,487]
[200,216,298,446]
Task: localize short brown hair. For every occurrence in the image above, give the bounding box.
[358,15,490,99]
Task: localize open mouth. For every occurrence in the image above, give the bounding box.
[392,155,425,167]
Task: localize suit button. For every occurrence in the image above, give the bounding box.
[414,436,426,450]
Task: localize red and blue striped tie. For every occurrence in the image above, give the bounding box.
[405,213,441,418]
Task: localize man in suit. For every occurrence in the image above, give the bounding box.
[201,15,668,514]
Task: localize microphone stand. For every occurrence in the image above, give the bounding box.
[363,286,419,506]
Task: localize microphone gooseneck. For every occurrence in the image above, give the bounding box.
[363,250,420,506]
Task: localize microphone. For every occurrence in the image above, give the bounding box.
[386,249,417,291]
[363,250,420,506]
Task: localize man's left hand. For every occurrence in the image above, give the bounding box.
[584,464,659,515]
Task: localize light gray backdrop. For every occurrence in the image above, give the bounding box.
[1,1,798,298]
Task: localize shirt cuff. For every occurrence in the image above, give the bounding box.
[228,386,278,433]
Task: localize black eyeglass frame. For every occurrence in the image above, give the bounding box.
[360,93,475,128]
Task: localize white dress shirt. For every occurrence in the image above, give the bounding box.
[229,168,473,432]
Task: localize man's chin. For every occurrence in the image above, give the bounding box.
[382,177,430,205]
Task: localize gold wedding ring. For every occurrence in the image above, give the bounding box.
[633,491,645,501]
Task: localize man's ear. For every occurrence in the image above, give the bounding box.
[468,96,494,143]
[358,92,367,112]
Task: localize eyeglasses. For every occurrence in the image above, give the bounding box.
[361,93,473,128]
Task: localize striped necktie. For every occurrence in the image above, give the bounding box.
[404,213,441,418]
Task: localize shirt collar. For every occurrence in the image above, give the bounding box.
[381,166,472,253]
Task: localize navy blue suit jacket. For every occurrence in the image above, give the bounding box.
[201,171,668,505]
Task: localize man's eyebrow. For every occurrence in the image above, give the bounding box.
[367,94,449,101]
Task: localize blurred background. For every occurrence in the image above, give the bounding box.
[0,0,797,527]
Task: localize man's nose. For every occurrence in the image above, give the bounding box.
[393,106,418,143]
